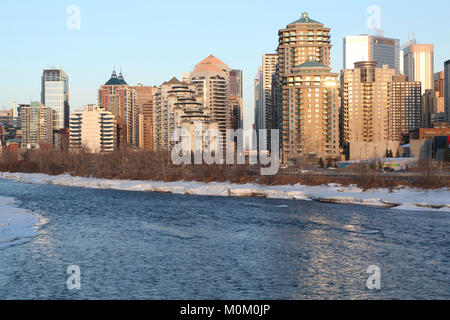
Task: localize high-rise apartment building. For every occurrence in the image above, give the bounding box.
[258,54,278,150]
[388,75,422,140]
[275,12,335,161]
[154,77,183,149]
[230,69,244,130]
[20,101,54,149]
[283,60,340,161]
[153,77,217,152]
[41,69,69,130]
[134,84,157,151]
[69,105,116,153]
[341,62,398,160]
[98,70,137,148]
[403,44,434,94]
[189,55,232,150]
[445,60,450,122]
[344,35,400,72]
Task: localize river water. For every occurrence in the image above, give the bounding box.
[0,178,448,299]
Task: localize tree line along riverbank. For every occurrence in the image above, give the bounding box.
[0,148,448,190]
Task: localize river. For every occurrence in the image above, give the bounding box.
[0,178,448,299]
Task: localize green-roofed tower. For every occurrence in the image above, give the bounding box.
[272,12,340,163]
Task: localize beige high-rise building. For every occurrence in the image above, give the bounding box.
[69,105,116,153]
[403,44,434,94]
[154,77,185,149]
[173,90,218,154]
[189,55,231,150]
[341,62,398,160]
[257,54,278,150]
[283,60,340,161]
[275,12,335,162]
[153,77,217,152]
[387,75,422,141]
[20,101,54,149]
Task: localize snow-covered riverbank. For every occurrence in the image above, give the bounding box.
[1,172,449,212]
[0,196,41,248]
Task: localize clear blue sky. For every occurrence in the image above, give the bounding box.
[0,0,449,131]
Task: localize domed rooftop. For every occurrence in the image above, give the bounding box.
[105,69,128,86]
[287,12,322,27]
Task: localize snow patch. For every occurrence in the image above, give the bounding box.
[0,172,449,213]
[0,196,41,248]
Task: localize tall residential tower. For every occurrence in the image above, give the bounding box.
[275,12,338,161]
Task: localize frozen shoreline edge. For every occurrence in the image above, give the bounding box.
[1,172,449,213]
[0,196,41,248]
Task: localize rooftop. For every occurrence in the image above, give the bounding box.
[104,70,127,86]
[193,54,229,73]
[287,12,322,27]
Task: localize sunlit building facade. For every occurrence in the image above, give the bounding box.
[98,70,137,148]
[20,101,54,149]
[275,12,336,161]
[403,44,434,94]
[341,62,398,159]
[69,105,116,153]
[344,35,400,73]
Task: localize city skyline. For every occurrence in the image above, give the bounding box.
[1,0,449,134]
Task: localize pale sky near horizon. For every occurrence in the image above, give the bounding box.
[0,0,449,132]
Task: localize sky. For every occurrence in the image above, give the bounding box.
[0,0,449,132]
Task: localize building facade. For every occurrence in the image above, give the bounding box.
[230,69,244,130]
[283,61,340,161]
[341,62,398,159]
[254,68,262,146]
[445,60,450,122]
[41,69,69,130]
[275,12,335,162]
[434,71,445,114]
[20,101,54,149]
[189,55,232,150]
[423,90,438,128]
[153,77,217,153]
[98,70,137,148]
[344,35,400,72]
[134,84,157,151]
[260,54,278,150]
[69,105,116,153]
[387,75,422,141]
[403,44,434,94]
